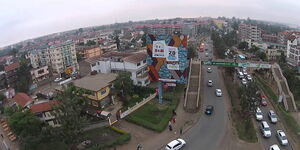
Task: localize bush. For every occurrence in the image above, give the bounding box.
[108,126,129,135]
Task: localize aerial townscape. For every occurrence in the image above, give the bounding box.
[0,1,300,150]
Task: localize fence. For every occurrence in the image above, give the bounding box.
[120,93,156,119]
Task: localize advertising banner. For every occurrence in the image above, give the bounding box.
[167,61,179,70]
[152,40,166,58]
[165,46,179,61]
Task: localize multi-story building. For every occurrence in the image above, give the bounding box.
[30,66,49,84]
[86,51,150,86]
[238,23,262,42]
[76,45,103,59]
[278,31,300,45]
[73,73,117,108]
[28,41,78,75]
[262,33,278,43]
[4,61,20,88]
[287,35,300,67]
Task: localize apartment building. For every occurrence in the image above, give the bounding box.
[86,51,149,86]
[287,35,300,67]
[30,66,49,84]
[76,45,103,59]
[4,61,20,88]
[29,41,78,75]
[278,31,300,45]
[262,33,278,43]
[238,23,262,42]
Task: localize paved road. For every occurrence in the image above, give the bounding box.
[256,102,293,150]
[183,37,230,150]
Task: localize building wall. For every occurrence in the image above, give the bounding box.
[85,47,102,59]
[96,87,111,100]
[30,66,49,83]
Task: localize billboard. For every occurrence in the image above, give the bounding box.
[147,34,188,84]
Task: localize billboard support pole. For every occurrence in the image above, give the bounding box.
[158,81,163,104]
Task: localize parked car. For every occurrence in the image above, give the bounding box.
[276,130,288,146]
[205,52,209,57]
[207,80,213,87]
[261,96,268,106]
[165,139,186,150]
[207,67,212,73]
[54,77,63,82]
[260,121,272,138]
[238,72,244,79]
[270,144,280,150]
[215,89,222,97]
[241,78,247,85]
[205,105,214,115]
[268,110,278,123]
[256,107,263,121]
[247,75,252,81]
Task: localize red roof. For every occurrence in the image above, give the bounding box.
[4,61,20,72]
[30,100,59,114]
[13,93,34,107]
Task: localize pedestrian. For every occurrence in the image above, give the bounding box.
[180,127,183,135]
[172,109,177,116]
[137,144,142,150]
[0,134,3,138]
[168,120,171,126]
[169,125,173,131]
[172,116,176,123]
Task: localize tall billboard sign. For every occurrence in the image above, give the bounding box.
[147,34,188,84]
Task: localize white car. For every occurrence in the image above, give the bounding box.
[247,75,252,81]
[215,89,222,97]
[256,107,263,121]
[276,130,288,146]
[165,139,186,150]
[241,78,247,85]
[207,80,213,87]
[270,144,280,150]
[207,67,212,73]
[268,110,278,123]
[260,121,272,138]
[54,77,62,82]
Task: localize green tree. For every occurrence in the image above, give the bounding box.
[16,56,31,93]
[114,35,121,50]
[53,84,88,144]
[86,40,96,46]
[187,44,197,59]
[255,51,267,61]
[8,110,42,138]
[114,72,134,98]
[238,82,260,118]
[249,45,259,53]
[238,42,248,50]
[141,34,147,47]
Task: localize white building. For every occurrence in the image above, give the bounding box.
[238,23,262,42]
[28,41,79,75]
[287,35,300,67]
[86,51,150,86]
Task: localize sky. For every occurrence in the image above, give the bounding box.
[0,0,300,48]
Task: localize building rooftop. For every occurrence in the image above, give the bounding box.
[4,61,20,72]
[73,73,117,91]
[13,93,34,107]
[30,100,59,114]
[123,51,147,64]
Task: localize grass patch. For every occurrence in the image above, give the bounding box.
[235,119,258,143]
[223,69,257,143]
[38,141,69,150]
[253,75,278,102]
[126,85,183,132]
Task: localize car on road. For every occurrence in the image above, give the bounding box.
[276,130,288,146]
[268,110,278,123]
[261,96,268,106]
[165,138,186,150]
[207,80,213,87]
[247,75,252,81]
[54,77,63,82]
[238,71,244,79]
[260,121,272,138]
[207,67,212,73]
[205,105,214,115]
[270,144,280,150]
[205,52,209,57]
[241,78,247,85]
[215,89,222,97]
[256,107,263,121]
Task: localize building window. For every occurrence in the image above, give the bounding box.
[97,62,100,65]
[137,62,141,66]
[143,60,146,63]
[91,63,96,67]
[101,89,106,95]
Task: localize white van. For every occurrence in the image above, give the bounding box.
[238,72,244,79]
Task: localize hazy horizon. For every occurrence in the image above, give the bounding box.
[1,0,300,48]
